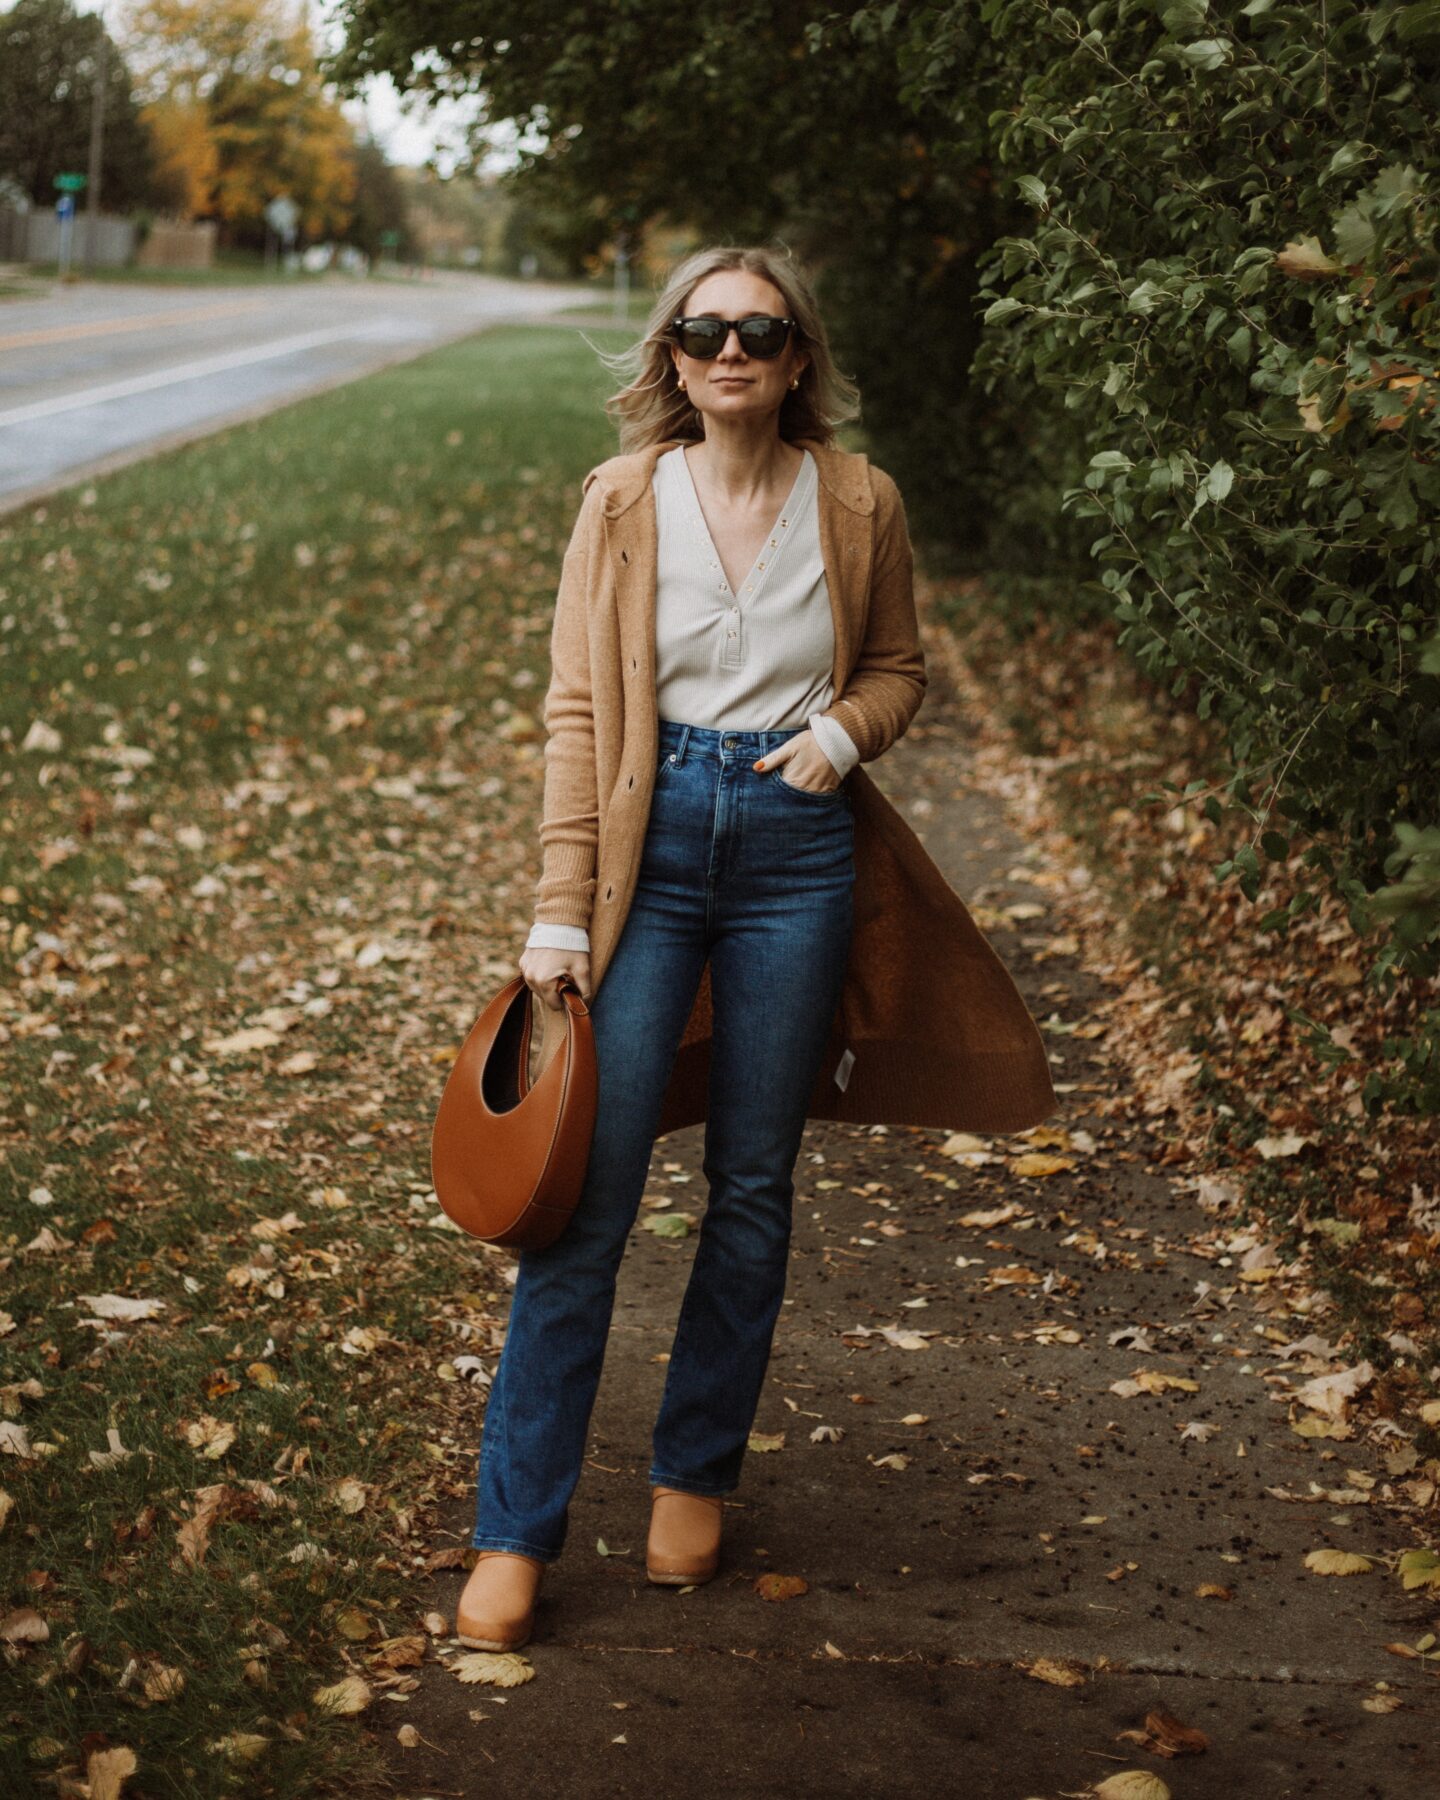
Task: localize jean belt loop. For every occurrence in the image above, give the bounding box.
[675,722,692,765]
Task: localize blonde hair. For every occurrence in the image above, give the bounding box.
[585,243,862,454]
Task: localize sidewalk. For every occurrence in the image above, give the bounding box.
[377,626,1438,1799]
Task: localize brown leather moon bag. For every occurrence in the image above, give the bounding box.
[430,972,597,1249]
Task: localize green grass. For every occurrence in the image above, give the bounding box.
[0,322,632,1796]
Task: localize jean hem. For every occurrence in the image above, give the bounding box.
[470,1533,562,1563]
[648,1471,737,1498]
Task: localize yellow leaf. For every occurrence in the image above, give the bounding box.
[1291,1414,1351,1440]
[206,1732,269,1763]
[1303,1549,1372,1576]
[1009,1152,1075,1178]
[453,1651,535,1688]
[86,1745,138,1800]
[314,1674,372,1715]
[748,1430,785,1453]
[1025,1656,1086,1687]
[1095,1775,1172,1800]
[141,1661,186,1701]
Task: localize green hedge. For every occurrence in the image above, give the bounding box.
[857,0,1440,1113]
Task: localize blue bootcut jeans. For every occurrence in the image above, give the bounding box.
[471,718,856,1562]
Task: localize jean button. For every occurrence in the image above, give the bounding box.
[723,736,736,748]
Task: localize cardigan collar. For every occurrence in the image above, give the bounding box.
[584,435,876,520]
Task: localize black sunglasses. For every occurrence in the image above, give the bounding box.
[671,314,798,360]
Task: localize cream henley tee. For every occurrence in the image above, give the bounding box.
[527,444,860,954]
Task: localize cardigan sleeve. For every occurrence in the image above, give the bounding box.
[810,469,927,762]
[531,485,602,933]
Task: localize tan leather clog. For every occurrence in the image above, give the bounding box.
[646,1486,725,1586]
[456,1550,546,1650]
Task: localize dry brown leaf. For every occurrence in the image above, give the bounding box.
[754,1573,808,1602]
[1115,1708,1210,1758]
[0,1606,48,1644]
[1024,1655,1086,1687]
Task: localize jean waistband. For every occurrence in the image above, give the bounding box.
[657,718,809,759]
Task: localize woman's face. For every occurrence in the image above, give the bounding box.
[670,270,809,430]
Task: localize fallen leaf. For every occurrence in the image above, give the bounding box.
[1008,1152,1075,1178]
[453,1650,535,1687]
[313,1674,372,1715]
[959,1203,1026,1228]
[1025,1655,1086,1687]
[206,1732,269,1763]
[1303,1548,1372,1576]
[643,1212,693,1239]
[1096,1775,1171,1800]
[1115,1708,1210,1757]
[753,1573,808,1601]
[183,1415,236,1460]
[86,1745,139,1800]
[748,1430,785,1453]
[77,1293,166,1323]
[0,1607,49,1644]
[1398,1549,1440,1592]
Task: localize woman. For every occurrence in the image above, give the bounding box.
[456,244,1056,1652]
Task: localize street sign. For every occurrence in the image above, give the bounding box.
[54,172,87,191]
[264,194,300,239]
[56,193,75,218]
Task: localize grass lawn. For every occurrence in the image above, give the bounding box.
[0,322,633,1796]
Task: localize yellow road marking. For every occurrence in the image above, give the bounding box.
[0,298,267,352]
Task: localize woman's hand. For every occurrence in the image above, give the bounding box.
[519,945,592,1010]
[753,730,842,793]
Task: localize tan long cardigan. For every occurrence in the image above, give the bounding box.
[531,434,1058,1138]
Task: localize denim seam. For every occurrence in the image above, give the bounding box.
[646,1472,735,1498]
[471,1534,562,1562]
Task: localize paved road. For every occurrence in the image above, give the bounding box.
[0,270,599,511]
[376,628,1438,1798]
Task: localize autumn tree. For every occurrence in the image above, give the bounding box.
[117,0,358,242]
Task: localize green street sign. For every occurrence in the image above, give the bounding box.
[54,172,87,191]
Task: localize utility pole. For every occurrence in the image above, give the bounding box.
[83,24,108,272]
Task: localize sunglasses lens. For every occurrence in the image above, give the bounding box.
[740,319,789,357]
[679,321,725,357]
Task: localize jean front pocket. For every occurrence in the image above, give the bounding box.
[770,766,849,804]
